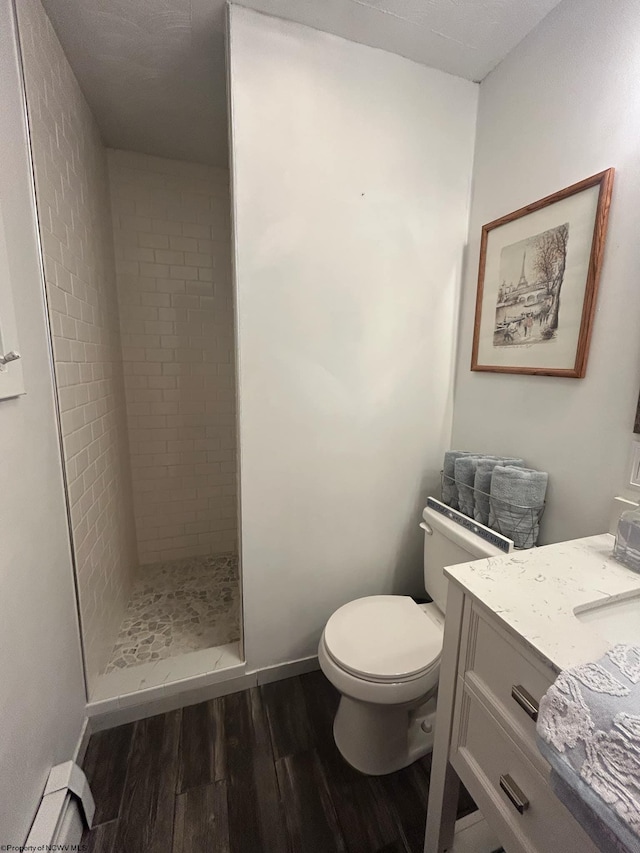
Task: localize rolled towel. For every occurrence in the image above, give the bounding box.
[489,465,548,549]
[442,451,475,509]
[454,455,484,517]
[473,457,525,525]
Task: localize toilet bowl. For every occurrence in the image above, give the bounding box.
[319,595,444,775]
[319,498,511,775]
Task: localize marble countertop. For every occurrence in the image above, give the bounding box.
[445,533,640,674]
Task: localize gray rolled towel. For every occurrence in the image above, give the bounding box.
[442,451,475,509]
[454,455,484,517]
[474,458,525,525]
[489,465,548,549]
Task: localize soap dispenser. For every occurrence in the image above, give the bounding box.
[613,505,640,573]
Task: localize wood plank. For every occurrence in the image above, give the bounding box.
[260,675,312,760]
[82,723,135,824]
[299,670,362,788]
[330,776,404,853]
[298,670,339,740]
[374,761,430,853]
[223,688,289,853]
[276,750,347,853]
[114,710,181,853]
[81,672,476,853]
[173,781,229,853]
[82,820,118,853]
[178,698,225,793]
[375,843,409,853]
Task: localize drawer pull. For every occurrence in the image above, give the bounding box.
[499,774,529,815]
[511,684,539,721]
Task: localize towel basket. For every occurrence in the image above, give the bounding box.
[440,472,545,549]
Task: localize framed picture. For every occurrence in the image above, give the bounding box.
[471,169,614,378]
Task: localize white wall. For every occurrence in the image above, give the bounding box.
[452,0,640,545]
[108,149,237,565]
[229,6,478,669]
[0,0,85,842]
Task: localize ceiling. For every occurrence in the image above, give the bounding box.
[39,0,563,168]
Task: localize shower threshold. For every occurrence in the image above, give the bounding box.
[89,641,245,710]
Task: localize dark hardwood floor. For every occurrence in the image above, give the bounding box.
[81,671,476,853]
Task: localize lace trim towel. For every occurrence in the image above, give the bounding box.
[537,644,640,852]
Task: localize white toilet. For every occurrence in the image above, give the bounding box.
[318,498,509,775]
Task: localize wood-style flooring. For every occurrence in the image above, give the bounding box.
[81,671,476,853]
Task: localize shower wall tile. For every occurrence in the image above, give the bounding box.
[108,150,237,564]
[17,0,137,689]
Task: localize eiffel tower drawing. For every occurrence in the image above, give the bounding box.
[517,250,528,288]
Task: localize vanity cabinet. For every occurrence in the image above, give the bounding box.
[425,582,601,853]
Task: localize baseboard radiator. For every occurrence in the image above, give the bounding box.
[25,761,94,847]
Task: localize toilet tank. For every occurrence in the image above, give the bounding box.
[422,498,511,613]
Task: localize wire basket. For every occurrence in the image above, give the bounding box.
[440,473,545,550]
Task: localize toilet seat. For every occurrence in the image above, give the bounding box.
[323,595,443,684]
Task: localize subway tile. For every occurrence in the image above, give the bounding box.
[145,348,174,362]
[123,246,155,263]
[169,235,198,252]
[139,261,169,278]
[169,264,199,280]
[141,293,171,307]
[144,320,174,335]
[184,251,213,268]
[138,232,170,250]
[151,218,183,236]
[120,214,152,232]
[107,145,237,564]
[182,223,210,240]
[156,277,186,293]
[154,249,184,265]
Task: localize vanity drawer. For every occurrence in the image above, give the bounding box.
[451,681,600,853]
[460,601,555,762]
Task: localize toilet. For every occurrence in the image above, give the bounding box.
[318,497,509,775]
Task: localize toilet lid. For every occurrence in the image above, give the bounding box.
[323,595,443,683]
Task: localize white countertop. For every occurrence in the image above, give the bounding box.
[445,533,640,674]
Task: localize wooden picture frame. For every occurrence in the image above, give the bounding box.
[471,168,614,378]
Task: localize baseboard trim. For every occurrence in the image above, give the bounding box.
[84,654,322,732]
[253,655,320,685]
[73,718,91,766]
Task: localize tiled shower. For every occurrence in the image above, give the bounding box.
[16,0,240,696]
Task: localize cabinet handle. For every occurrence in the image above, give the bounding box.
[511,684,539,722]
[499,774,529,815]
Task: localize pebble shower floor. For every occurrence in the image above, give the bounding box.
[105,553,240,672]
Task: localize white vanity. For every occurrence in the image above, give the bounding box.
[425,532,640,853]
